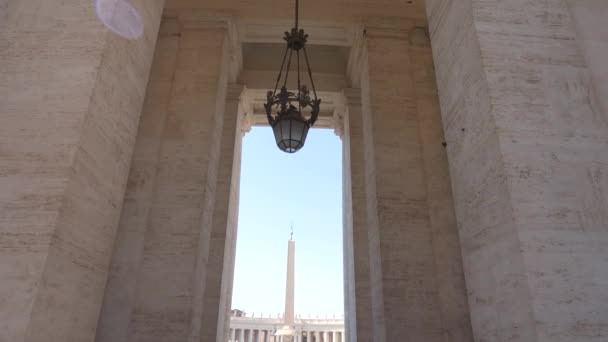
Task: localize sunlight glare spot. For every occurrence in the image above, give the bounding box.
[94,0,143,39]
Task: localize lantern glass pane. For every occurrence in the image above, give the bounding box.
[272,117,310,153]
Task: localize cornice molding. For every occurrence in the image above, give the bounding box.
[240,89,346,133]
[237,20,357,46]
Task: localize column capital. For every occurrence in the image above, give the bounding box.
[361,17,418,40]
[163,10,243,83]
[346,21,429,86]
[227,84,246,102]
[332,93,347,139]
[342,88,362,107]
[237,86,255,136]
[162,9,237,32]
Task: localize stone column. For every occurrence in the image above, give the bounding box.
[332,331,338,342]
[0,1,164,342]
[408,25,474,342]
[230,328,236,342]
[95,13,242,342]
[426,0,608,341]
[341,88,372,342]
[200,82,249,342]
[94,14,177,342]
[347,21,471,342]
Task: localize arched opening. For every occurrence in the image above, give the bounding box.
[229,127,344,342]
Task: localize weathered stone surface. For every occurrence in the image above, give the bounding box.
[427,0,608,341]
[95,16,180,342]
[342,88,373,342]
[409,26,474,342]
[199,83,246,342]
[0,1,164,341]
[4,1,608,341]
[95,14,244,342]
[350,23,472,342]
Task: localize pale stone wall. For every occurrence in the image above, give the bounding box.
[4,1,607,342]
[426,0,608,341]
[203,83,248,342]
[347,21,472,341]
[567,0,608,121]
[95,16,181,342]
[96,14,242,342]
[409,27,473,342]
[0,1,164,341]
[342,88,372,342]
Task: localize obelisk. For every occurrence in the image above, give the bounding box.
[276,229,297,341]
[284,232,295,326]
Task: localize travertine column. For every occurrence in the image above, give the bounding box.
[94,15,177,342]
[231,328,236,342]
[408,26,474,342]
[0,1,164,342]
[341,88,372,342]
[200,82,249,342]
[426,0,608,341]
[96,14,241,342]
[350,22,463,342]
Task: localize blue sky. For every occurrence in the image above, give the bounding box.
[231,127,344,318]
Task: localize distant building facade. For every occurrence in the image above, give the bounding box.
[229,238,344,342]
[228,311,344,342]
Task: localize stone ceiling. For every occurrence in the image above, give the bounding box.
[164,0,427,23]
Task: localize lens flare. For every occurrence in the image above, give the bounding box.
[94,0,143,39]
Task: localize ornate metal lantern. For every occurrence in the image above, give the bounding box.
[264,0,321,153]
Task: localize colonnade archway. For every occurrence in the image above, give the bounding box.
[3,1,607,342]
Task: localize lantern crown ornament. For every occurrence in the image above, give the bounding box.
[264,0,321,153]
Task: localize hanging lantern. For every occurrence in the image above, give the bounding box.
[264,0,321,153]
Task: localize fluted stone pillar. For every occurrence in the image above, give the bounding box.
[0,1,164,342]
[426,0,608,341]
[95,13,242,342]
[347,21,472,342]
